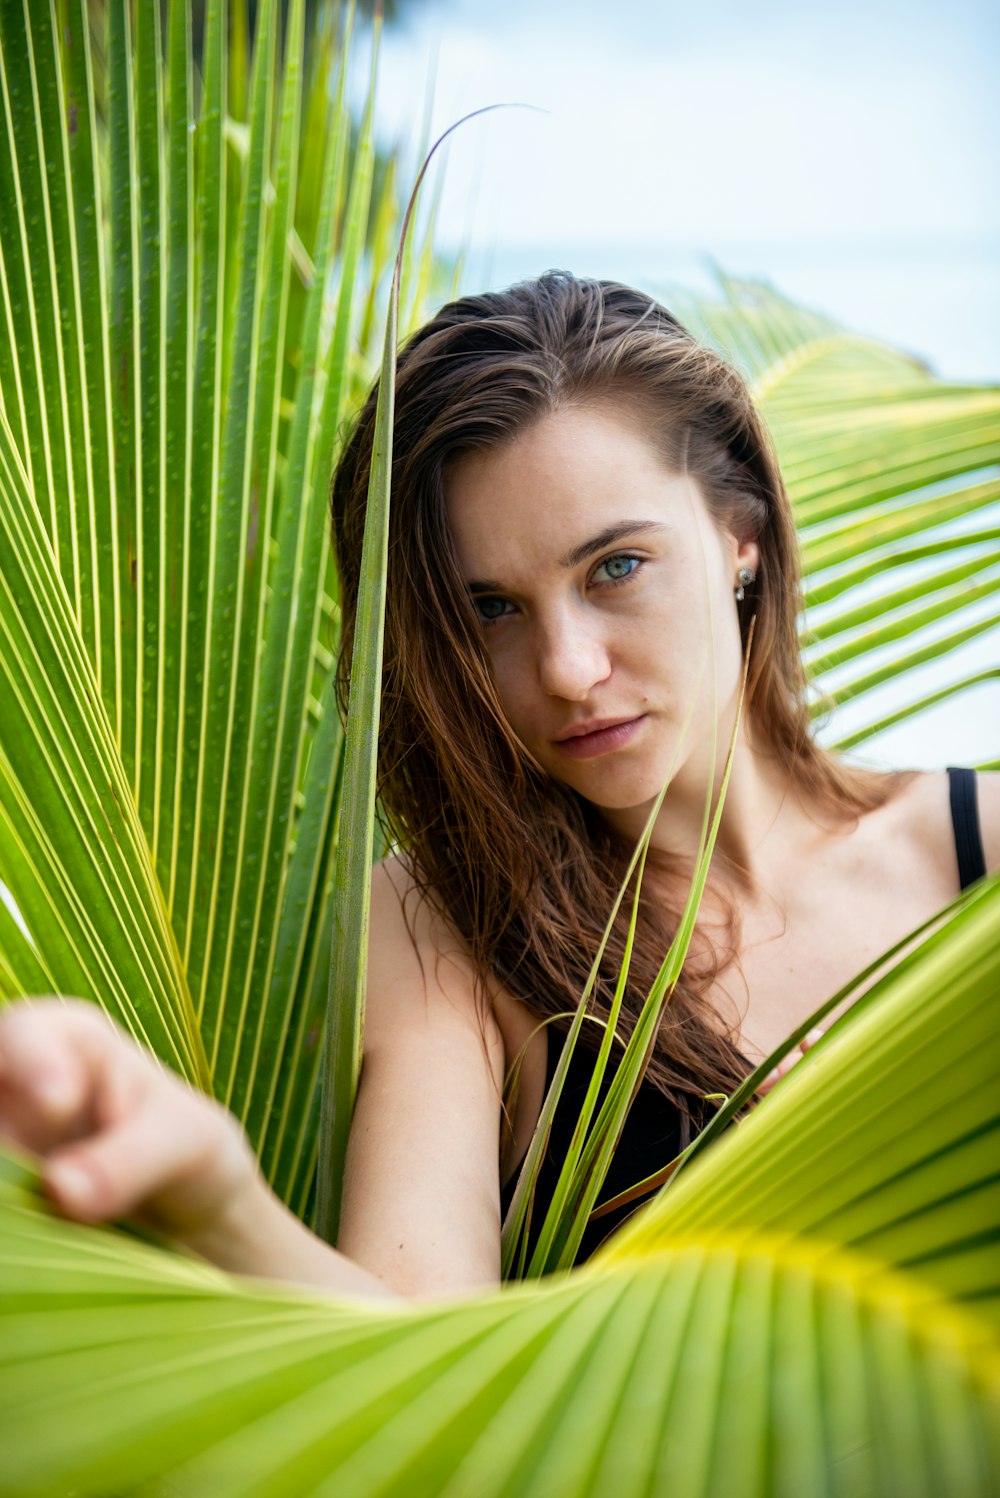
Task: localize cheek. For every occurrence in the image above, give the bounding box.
[629,589,742,707]
[483,649,534,735]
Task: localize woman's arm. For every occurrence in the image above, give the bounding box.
[336,858,507,1300]
[0,998,402,1301]
[0,863,507,1304]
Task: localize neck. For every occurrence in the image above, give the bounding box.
[606,722,819,893]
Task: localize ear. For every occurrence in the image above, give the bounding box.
[737,536,760,574]
[728,531,760,575]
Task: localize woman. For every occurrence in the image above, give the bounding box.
[0,274,995,1303]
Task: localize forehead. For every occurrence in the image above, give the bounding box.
[443,404,704,579]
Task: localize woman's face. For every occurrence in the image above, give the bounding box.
[443,404,759,827]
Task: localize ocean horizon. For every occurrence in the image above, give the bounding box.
[449,234,1000,386]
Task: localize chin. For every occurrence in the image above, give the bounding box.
[566,766,672,818]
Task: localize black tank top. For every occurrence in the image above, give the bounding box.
[500,766,987,1265]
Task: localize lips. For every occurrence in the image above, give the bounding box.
[554,715,638,742]
[552,715,646,760]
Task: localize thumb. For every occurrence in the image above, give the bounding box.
[43,1086,248,1232]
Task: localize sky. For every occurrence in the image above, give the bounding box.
[375,0,1000,381]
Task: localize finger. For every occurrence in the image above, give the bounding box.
[0,999,140,1155]
[44,1091,199,1222]
[0,1075,87,1156]
[0,997,123,1091]
[44,1081,248,1232]
[0,1003,94,1152]
[799,1027,825,1052]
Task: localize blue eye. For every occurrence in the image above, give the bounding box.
[594,554,639,583]
[473,595,512,624]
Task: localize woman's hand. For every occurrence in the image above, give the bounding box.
[0,996,403,1301]
[0,997,257,1244]
[755,1026,826,1097]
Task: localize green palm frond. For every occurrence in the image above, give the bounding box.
[1,874,998,1494]
[0,0,447,1221]
[682,275,1000,754]
[1,4,998,1491]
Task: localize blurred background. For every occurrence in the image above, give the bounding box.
[366,0,999,767]
[373,0,999,383]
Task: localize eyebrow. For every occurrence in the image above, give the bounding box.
[559,519,670,570]
[467,520,670,593]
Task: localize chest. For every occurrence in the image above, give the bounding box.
[711,845,958,1064]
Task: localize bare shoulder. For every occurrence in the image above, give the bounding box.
[872,766,949,845]
[337,856,508,1296]
[973,769,1000,875]
[877,766,999,880]
[367,854,505,1077]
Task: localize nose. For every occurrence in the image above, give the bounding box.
[535,605,612,701]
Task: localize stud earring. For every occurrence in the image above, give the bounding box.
[735,565,755,602]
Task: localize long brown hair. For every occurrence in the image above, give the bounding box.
[330,272,898,1131]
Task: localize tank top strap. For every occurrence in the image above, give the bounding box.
[947,766,987,891]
